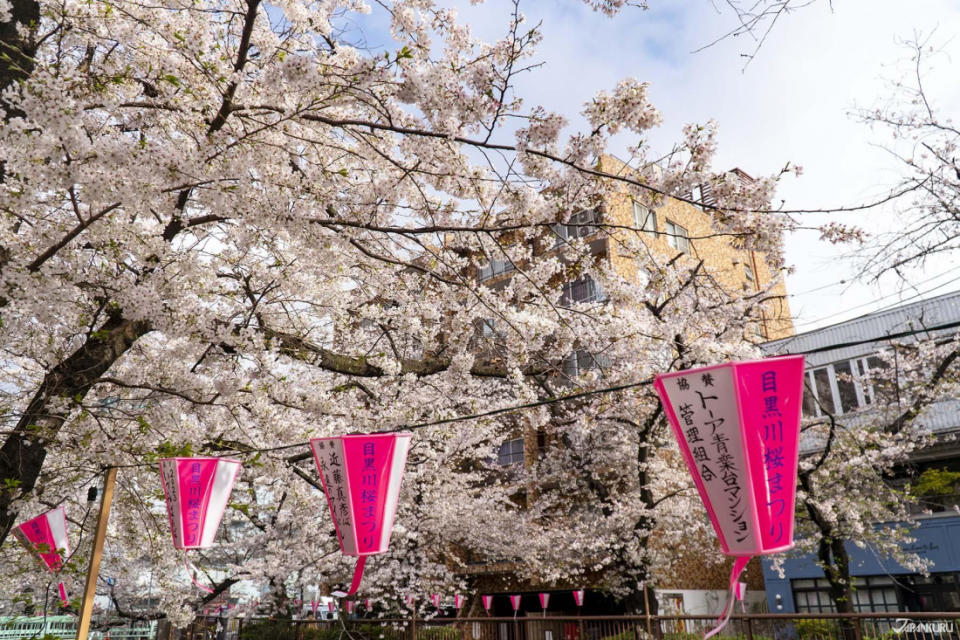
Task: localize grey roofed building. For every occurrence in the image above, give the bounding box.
[762,288,960,454]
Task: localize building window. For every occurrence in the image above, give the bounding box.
[497,438,525,466]
[562,350,611,379]
[793,576,913,614]
[801,356,890,418]
[560,275,605,305]
[552,209,598,246]
[664,220,689,253]
[632,201,657,237]
[478,255,515,282]
[691,184,704,208]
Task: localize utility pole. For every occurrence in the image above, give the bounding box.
[77,467,118,640]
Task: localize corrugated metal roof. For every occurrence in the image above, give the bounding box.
[763,289,960,450]
[763,289,960,368]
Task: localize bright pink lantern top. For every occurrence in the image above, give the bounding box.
[14,507,69,572]
[310,432,413,594]
[14,507,70,605]
[158,457,241,549]
[654,355,804,557]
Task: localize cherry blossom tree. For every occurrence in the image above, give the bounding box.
[778,38,960,624]
[0,0,792,623]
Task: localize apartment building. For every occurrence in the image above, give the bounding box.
[760,290,960,614]
[470,156,795,615]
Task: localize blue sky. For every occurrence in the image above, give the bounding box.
[338,0,960,331]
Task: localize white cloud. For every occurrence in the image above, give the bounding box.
[348,0,960,330]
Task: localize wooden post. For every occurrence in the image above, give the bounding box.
[643,588,652,639]
[77,467,118,640]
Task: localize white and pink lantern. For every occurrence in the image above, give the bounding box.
[310,433,413,596]
[431,593,441,608]
[572,590,584,607]
[327,601,336,613]
[158,457,241,550]
[311,600,319,615]
[539,593,549,610]
[345,600,356,615]
[509,595,521,612]
[482,595,493,616]
[454,594,465,610]
[654,355,804,638]
[365,598,373,610]
[14,507,70,606]
[158,457,241,593]
[405,594,415,606]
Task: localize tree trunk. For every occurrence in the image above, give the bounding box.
[0,0,39,117]
[0,313,149,545]
[817,535,858,640]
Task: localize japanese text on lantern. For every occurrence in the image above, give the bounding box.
[313,440,353,530]
[760,369,785,543]
[666,367,756,553]
[160,460,181,544]
[184,461,203,545]
[358,441,379,550]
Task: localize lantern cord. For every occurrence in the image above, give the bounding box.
[184,552,215,594]
[703,556,749,640]
[332,556,367,598]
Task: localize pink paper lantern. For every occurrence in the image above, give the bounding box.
[572,590,584,607]
[310,433,413,595]
[311,600,319,614]
[405,594,415,606]
[454,594,465,610]
[14,507,70,606]
[539,593,549,609]
[158,457,241,549]
[365,598,373,609]
[654,355,804,637]
[345,600,356,614]
[328,601,336,613]
[431,593,441,608]
[481,595,493,614]
[509,595,521,611]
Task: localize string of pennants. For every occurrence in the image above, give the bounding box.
[14,356,804,639]
[197,590,588,618]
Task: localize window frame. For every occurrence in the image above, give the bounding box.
[664,219,690,253]
[497,437,525,466]
[801,356,882,418]
[632,201,658,237]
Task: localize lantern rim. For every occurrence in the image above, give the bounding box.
[310,432,413,442]
[157,456,242,464]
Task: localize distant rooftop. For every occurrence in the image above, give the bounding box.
[763,288,960,369]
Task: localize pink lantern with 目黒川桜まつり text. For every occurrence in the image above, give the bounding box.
[654,355,804,638]
[158,457,242,593]
[310,432,413,596]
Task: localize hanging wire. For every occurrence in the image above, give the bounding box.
[93,316,960,471]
